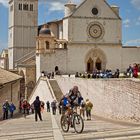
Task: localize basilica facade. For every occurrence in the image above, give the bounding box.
[36,0,140,80]
[7,0,140,82]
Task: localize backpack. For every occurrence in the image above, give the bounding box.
[63,97,68,106]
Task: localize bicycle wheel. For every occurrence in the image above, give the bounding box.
[60,115,69,132]
[73,114,84,133]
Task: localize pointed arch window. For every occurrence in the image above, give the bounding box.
[87,58,94,73]
[96,58,102,70]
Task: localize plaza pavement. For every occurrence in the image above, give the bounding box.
[1,77,140,140]
[0,111,140,140]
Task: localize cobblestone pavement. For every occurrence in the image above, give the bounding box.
[0,111,140,140]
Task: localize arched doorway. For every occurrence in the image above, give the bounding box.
[55,66,59,72]
[85,48,107,71]
[87,58,94,73]
[55,66,60,75]
[95,58,102,70]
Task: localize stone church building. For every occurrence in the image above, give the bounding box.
[7,0,140,88]
[36,0,140,80]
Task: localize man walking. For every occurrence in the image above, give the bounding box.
[33,96,42,121]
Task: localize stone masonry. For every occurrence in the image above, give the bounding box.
[56,76,140,123]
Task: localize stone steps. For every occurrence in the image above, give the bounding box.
[0,111,140,140]
[54,113,140,140]
[0,112,54,140]
[49,79,63,102]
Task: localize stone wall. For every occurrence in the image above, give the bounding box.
[56,77,140,122]
[0,80,20,119]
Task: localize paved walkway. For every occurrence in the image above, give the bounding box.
[3,77,139,140]
[0,112,53,140]
[0,111,140,140]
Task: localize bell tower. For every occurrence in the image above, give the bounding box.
[8,0,38,69]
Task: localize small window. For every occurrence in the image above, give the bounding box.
[23,4,28,11]
[19,4,22,10]
[30,4,33,11]
[45,41,49,49]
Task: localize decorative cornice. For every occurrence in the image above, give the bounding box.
[8,46,35,49]
[9,25,38,29]
[68,42,122,46]
[64,16,121,20]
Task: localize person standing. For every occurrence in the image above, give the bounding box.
[9,102,16,118]
[22,99,28,115]
[133,63,138,78]
[3,100,10,120]
[40,101,45,113]
[30,103,34,114]
[33,96,42,121]
[80,100,86,120]
[85,99,93,120]
[46,101,50,112]
[51,100,57,115]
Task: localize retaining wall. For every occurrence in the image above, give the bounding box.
[56,76,140,122]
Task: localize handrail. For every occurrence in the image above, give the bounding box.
[15,51,35,63]
[45,78,56,100]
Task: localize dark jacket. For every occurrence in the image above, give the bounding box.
[33,97,41,111]
[9,104,16,112]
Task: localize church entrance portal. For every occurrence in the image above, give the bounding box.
[95,58,102,70]
[85,48,107,72]
[96,62,101,70]
[87,58,93,73]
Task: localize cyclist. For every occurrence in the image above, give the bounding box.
[60,86,84,132]
[61,86,82,115]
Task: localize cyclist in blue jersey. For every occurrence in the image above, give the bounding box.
[60,86,82,114]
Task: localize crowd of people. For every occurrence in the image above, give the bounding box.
[125,63,139,78]
[74,63,139,79]
[75,69,120,79]
[1,85,93,122]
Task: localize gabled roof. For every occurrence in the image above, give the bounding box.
[64,0,121,19]
[0,68,22,85]
[104,0,121,19]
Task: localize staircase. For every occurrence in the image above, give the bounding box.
[15,51,35,66]
[49,79,63,102]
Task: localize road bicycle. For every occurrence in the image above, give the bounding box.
[60,108,84,133]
